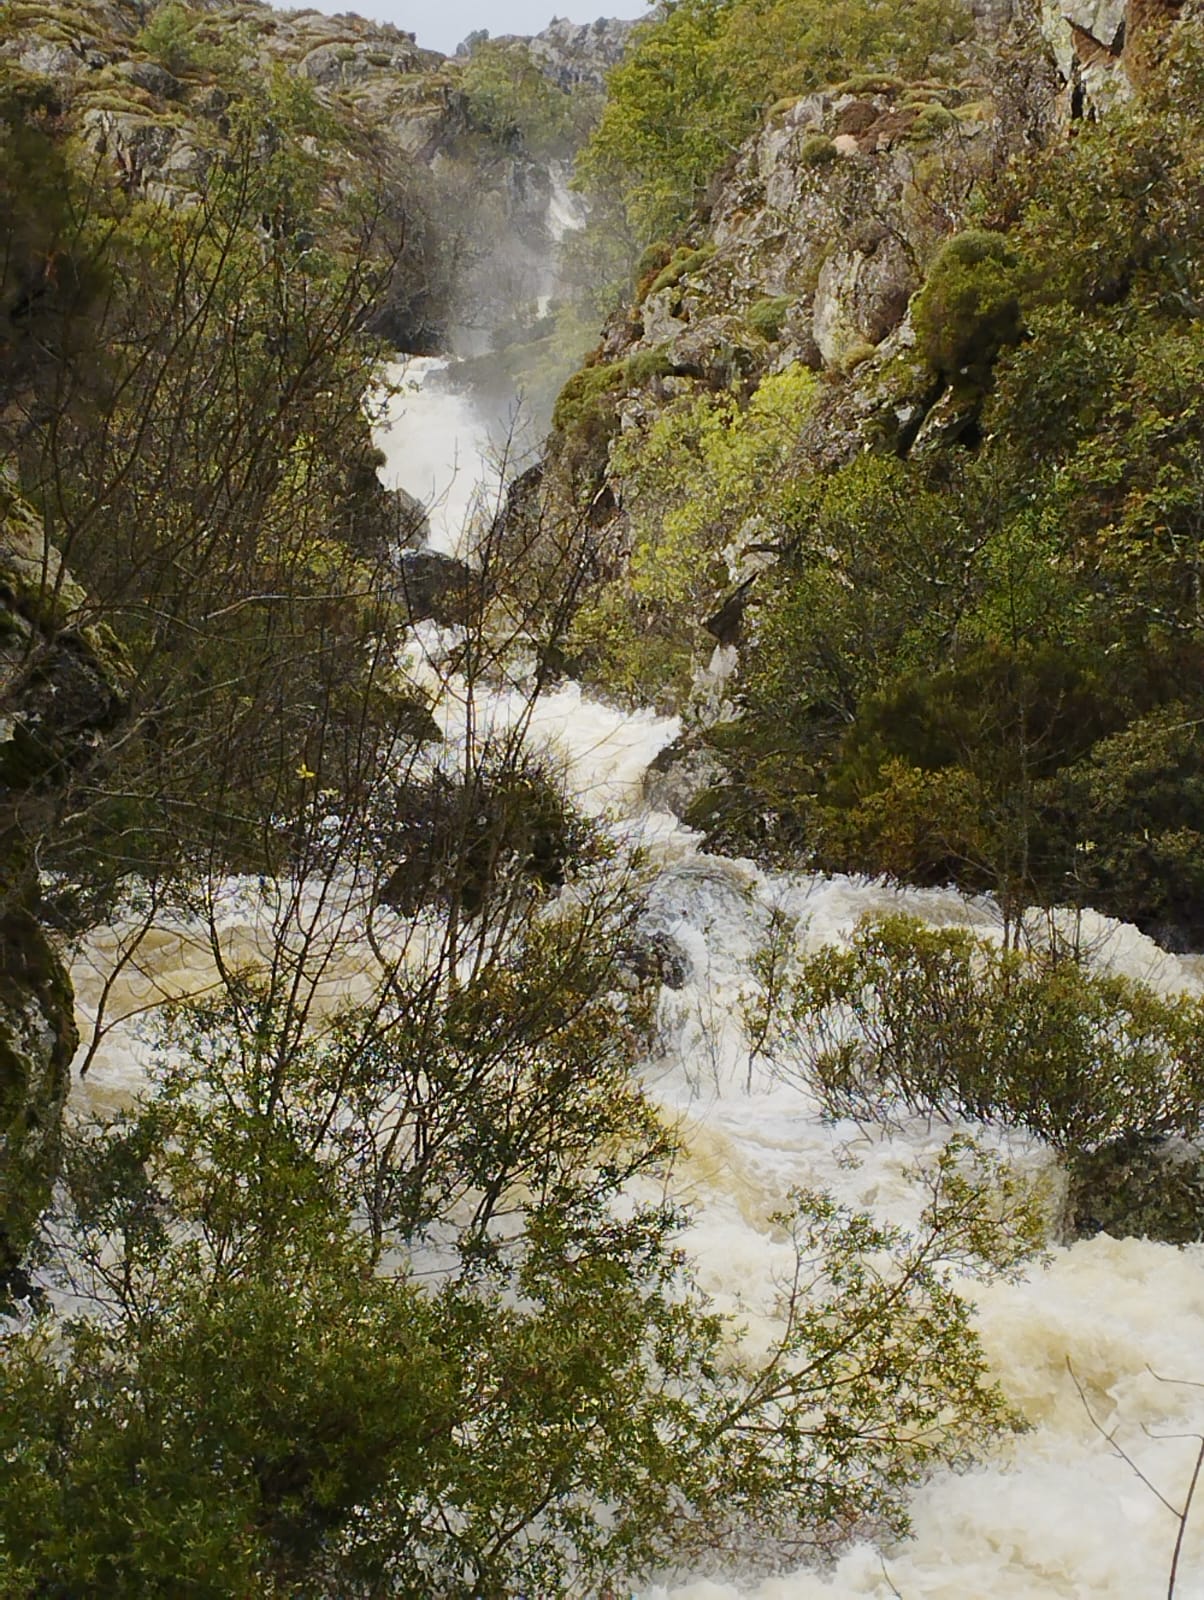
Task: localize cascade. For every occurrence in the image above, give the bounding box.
[369,361,1204,1596]
[65,190,1204,1600]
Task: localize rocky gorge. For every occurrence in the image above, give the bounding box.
[4,0,1204,1592]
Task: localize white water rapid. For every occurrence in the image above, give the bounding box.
[67,353,1204,1600]
[373,355,1204,1599]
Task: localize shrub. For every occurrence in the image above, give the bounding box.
[624,344,675,385]
[0,953,1041,1590]
[551,359,627,477]
[799,133,839,166]
[907,102,957,140]
[762,914,1204,1152]
[747,294,793,341]
[646,241,716,300]
[912,228,1026,381]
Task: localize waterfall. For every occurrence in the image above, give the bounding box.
[66,224,1204,1600]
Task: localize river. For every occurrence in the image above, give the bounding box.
[378,357,1204,1599]
[63,337,1204,1600]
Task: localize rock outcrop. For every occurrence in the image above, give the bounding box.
[465,16,637,92]
[0,481,129,1291]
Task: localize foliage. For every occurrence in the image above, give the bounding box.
[0,956,1040,1588]
[0,64,446,917]
[755,914,1204,1152]
[572,364,818,701]
[0,66,103,402]
[134,1,235,78]
[377,749,607,917]
[460,37,601,158]
[691,20,1204,939]
[746,293,792,340]
[576,0,972,242]
[1052,704,1204,947]
[912,228,1026,383]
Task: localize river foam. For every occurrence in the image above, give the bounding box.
[64,347,1204,1600]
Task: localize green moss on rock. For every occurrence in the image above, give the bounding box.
[0,903,77,1290]
[746,295,792,341]
[799,133,838,167]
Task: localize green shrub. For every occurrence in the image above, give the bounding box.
[907,102,957,140]
[799,133,838,166]
[577,0,971,241]
[551,360,625,438]
[646,241,716,300]
[836,72,906,95]
[135,1,198,74]
[746,294,793,341]
[134,1,229,76]
[624,345,675,385]
[912,229,1026,380]
[763,914,1204,1152]
[1054,704,1204,948]
[634,238,673,287]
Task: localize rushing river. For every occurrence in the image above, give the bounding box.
[68,353,1204,1600]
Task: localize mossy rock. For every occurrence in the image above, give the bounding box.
[906,103,957,141]
[912,229,1026,382]
[646,242,716,300]
[746,295,792,341]
[799,134,838,167]
[835,73,905,96]
[0,903,77,1292]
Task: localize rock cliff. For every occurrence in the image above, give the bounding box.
[537,0,1190,714]
[0,479,129,1292]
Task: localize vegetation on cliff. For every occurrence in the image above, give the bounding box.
[5,0,1204,1590]
[700,22,1204,945]
[552,0,1204,951]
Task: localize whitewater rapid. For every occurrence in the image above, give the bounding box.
[371,360,1204,1600]
[69,358,1204,1600]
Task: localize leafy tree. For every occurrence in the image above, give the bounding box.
[460,38,601,158]
[690,13,1204,938]
[571,363,817,699]
[2,955,1040,1590]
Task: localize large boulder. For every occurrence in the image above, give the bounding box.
[397,549,478,626]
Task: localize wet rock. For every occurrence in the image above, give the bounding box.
[616,930,692,991]
[643,734,725,821]
[397,550,477,626]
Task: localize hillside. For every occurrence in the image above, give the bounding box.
[537,0,1203,950]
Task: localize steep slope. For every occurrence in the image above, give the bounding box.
[536,0,1203,946]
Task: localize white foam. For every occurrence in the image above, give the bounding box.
[373,356,498,558]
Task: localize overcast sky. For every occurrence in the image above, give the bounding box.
[360,2,651,56]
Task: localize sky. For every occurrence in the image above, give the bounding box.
[354,2,650,56]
